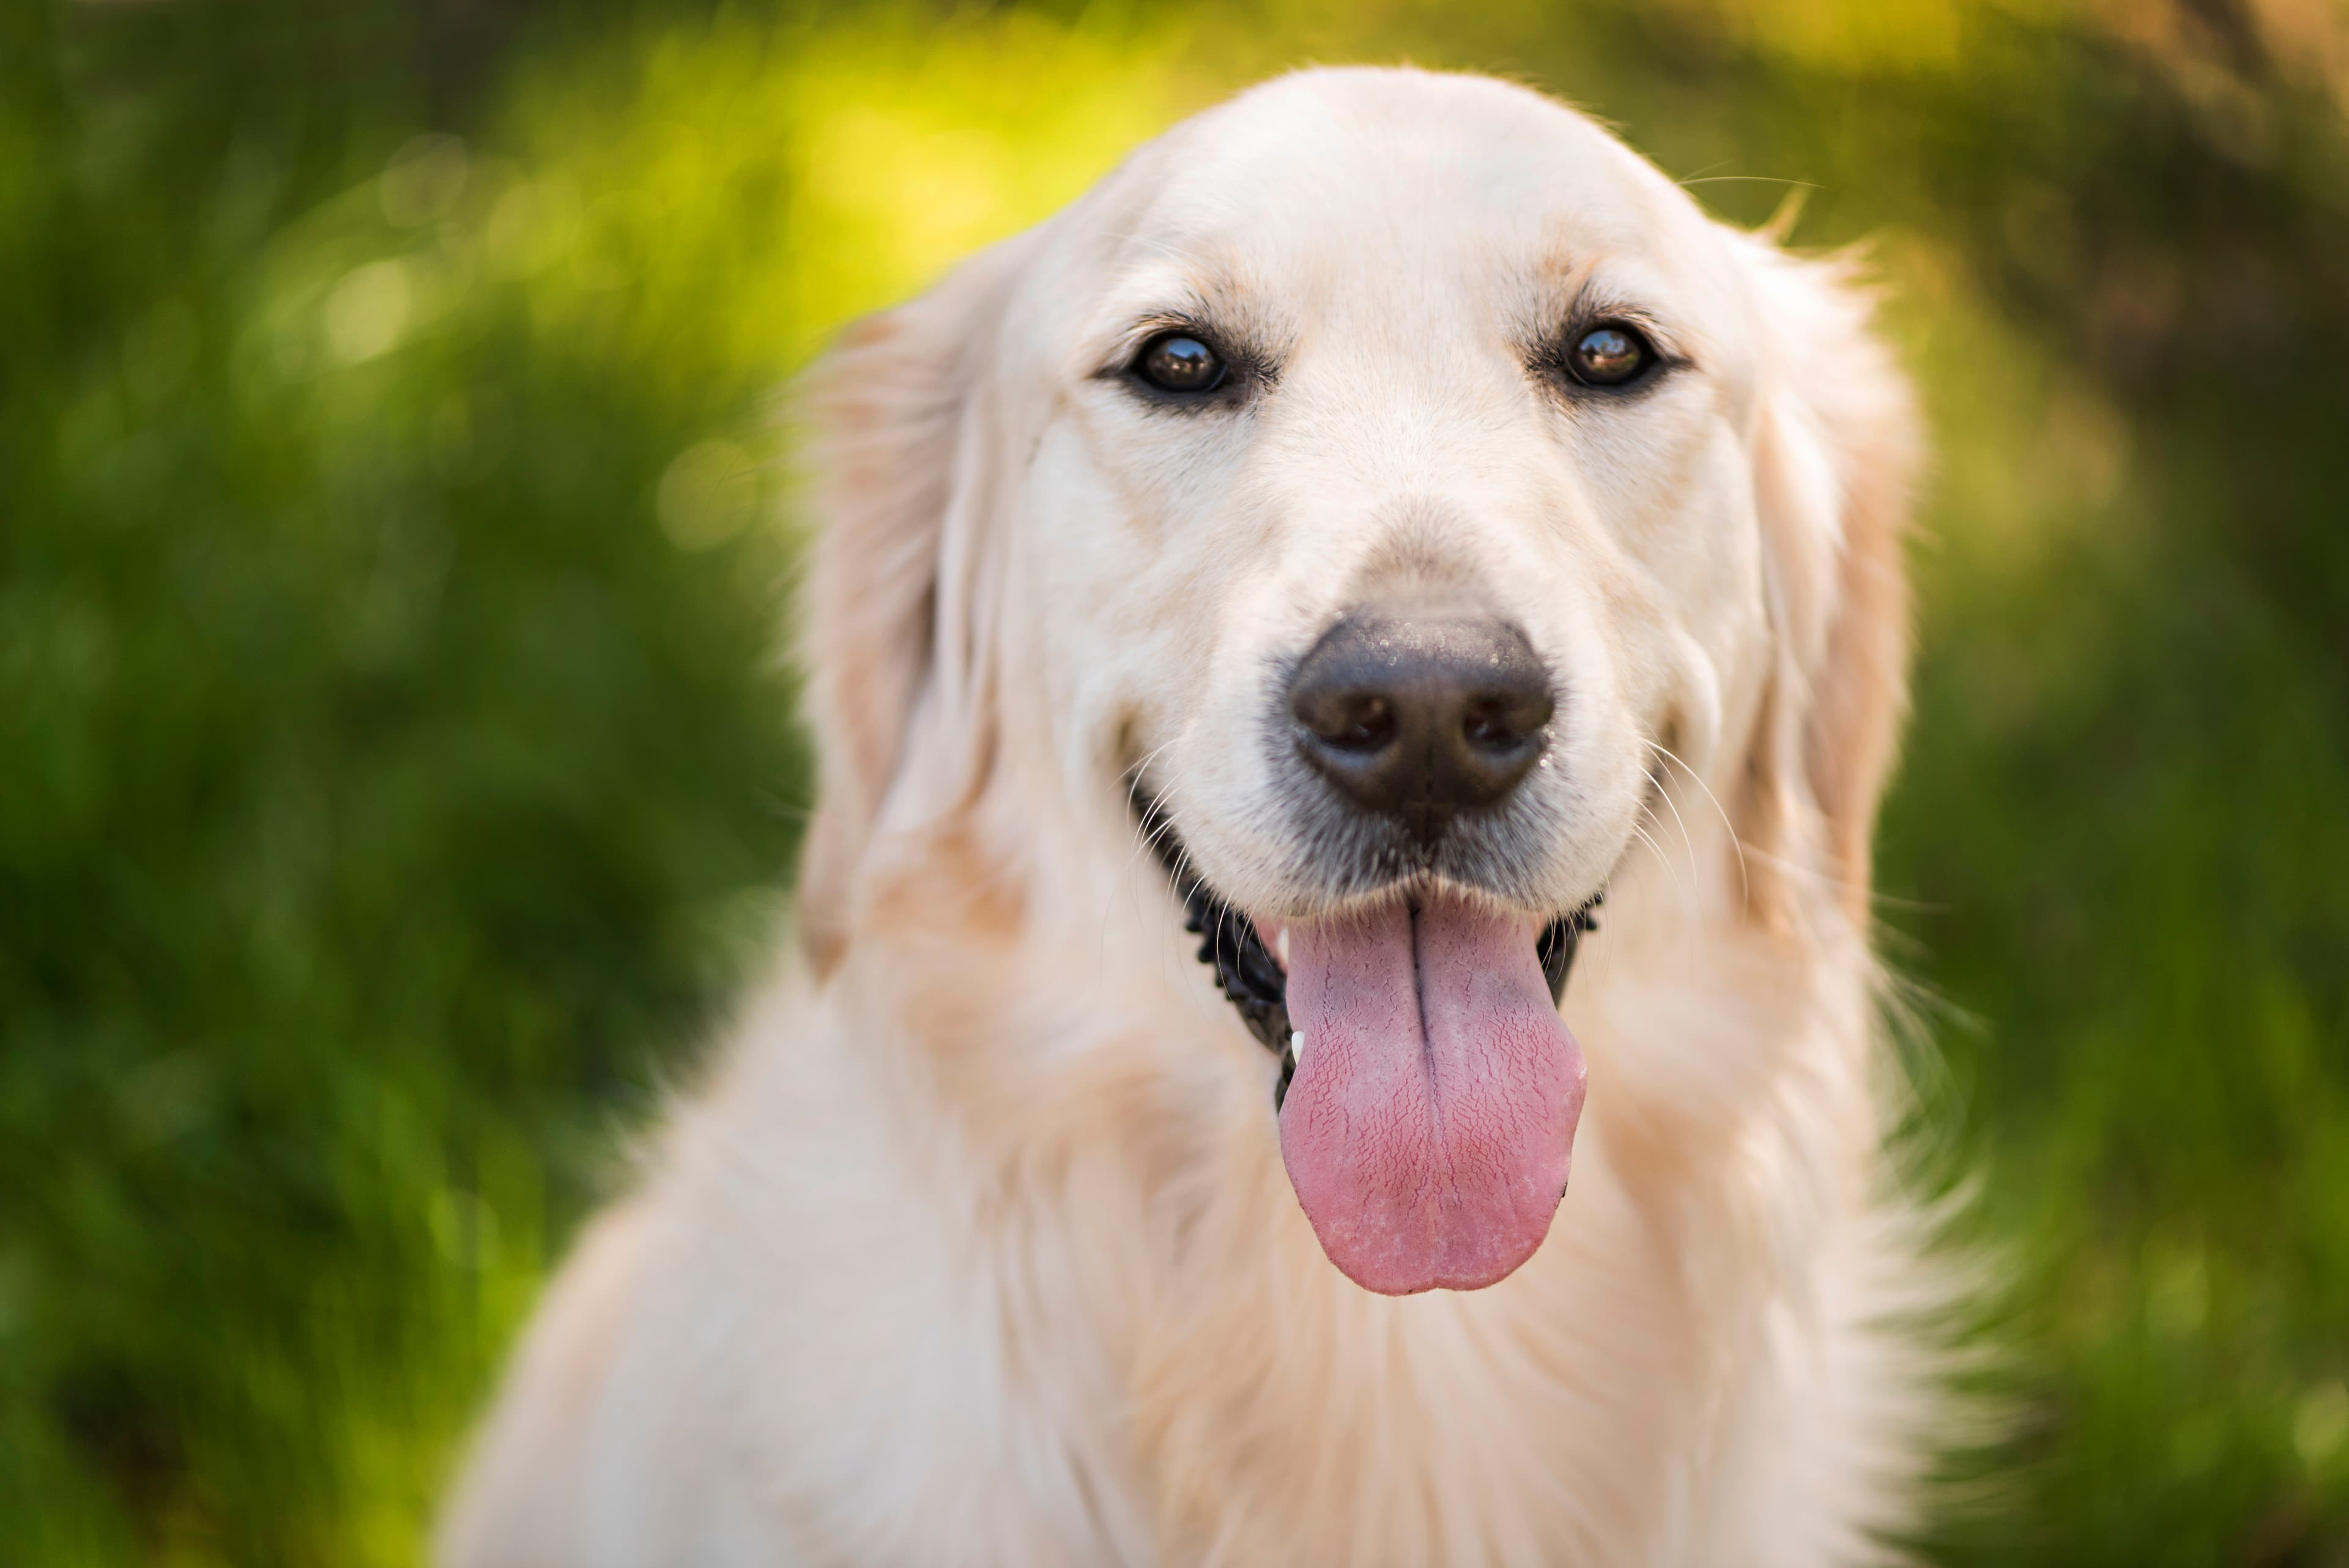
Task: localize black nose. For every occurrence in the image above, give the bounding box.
[1288,608,1554,842]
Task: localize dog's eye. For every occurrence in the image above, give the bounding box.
[1136,333,1228,393]
[1563,323,1653,387]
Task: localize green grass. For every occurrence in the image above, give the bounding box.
[5,0,2347,1561]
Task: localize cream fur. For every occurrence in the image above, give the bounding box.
[439,67,1943,1567]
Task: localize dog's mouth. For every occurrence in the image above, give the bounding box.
[1135,784,1598,1295]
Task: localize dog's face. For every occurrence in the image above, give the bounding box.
[803,69,1913,1297]
[1026,77,1761,931]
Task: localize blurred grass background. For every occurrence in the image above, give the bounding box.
[5,0,2347,1561]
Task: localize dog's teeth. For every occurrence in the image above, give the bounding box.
[1288,1030,1305,1066]
[1277,928,1291,968]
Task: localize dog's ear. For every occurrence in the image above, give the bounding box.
[794,235,1035,974]
[1739,242,1920,926]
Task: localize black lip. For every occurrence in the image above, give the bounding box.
[1179,874,1298,1107]
[1127,777,1599,1111]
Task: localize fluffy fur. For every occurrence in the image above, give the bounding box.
[440,67,1943,1567]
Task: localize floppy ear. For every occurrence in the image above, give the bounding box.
[1739,243,1921,927]
[794,234,1036,974]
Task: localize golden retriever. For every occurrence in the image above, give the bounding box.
[441,65,1942,1567]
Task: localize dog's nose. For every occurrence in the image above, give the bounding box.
[1288,608,1553,842]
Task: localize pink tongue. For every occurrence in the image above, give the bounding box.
[1278,891,1587,1295]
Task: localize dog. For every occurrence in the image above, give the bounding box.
[440,65,1943,1567]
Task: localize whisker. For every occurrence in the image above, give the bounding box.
[1626,820,1687,914]
[1643,762,1705,897]
[1121,742,1185,877]
[1649,740,1753,917]
[1676,175,1820,190]
[1628,816,1705,975]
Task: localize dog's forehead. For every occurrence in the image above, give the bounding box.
[1064,69,1726,346]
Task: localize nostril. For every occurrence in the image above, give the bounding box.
[1461,690,1553,752]
[1463,697,1515,749]
[1294,686,1400,754]
[1322,694,1394,752]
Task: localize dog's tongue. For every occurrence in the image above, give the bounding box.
[1277,891,1587,1295]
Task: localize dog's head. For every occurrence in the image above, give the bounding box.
[796,69,1914,1296]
